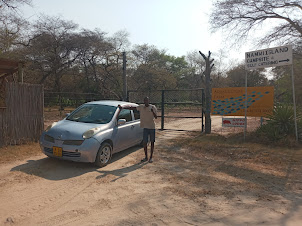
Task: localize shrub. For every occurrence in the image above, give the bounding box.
[257,104,302,142]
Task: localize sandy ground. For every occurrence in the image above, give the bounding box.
[1,118,302,225]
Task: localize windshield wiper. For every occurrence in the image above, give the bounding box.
[66,118,80,122]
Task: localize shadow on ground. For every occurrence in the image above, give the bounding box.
[10,145,142,181]
[154,136,302,226]
[95,161,147,182]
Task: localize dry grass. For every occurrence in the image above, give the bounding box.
[44,107,75,127]
[169,133,302,168]
[155,132,302,203]
[0,143,41,164]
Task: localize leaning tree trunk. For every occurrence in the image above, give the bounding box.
[199,51,214,134]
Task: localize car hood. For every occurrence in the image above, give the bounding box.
[46,120,109,140]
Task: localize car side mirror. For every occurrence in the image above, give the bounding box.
[117,119,126,125]
[65,113,70,117]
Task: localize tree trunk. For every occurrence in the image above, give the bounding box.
[199,51,214,134]
[205,71,211,134]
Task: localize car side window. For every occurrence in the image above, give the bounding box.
[133,109,140,120]
[118,109,132,122]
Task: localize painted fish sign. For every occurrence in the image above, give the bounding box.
[245,45,292,70]
[211,86,274,117]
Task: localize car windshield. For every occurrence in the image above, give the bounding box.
[66,104,117,124]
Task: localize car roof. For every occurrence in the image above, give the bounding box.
[84,100,138,107]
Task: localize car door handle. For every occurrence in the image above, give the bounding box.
[131,125,135,129]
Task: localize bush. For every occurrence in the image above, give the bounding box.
[257,104,302,142]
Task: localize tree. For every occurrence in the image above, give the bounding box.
[100,30,131,99]
[75,29,112,94]
[24,16,80,96]
[199,51,215,134]
[210,0,302,47]
[181,51,204,89]
[0,0,31,9]
[0,0,31,57]
[226,64,269,87]
[129,44,177,91]
[131,65,177,91]
[272,52,302,105]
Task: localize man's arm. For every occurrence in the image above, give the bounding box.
[118,104,137,111]
[151,107,157,119]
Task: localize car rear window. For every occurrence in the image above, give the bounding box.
[118,109,132,122]
[133,109,140,120]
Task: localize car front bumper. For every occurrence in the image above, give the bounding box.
[40,135,101,163]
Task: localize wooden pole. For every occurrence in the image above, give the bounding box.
[244,70,247,141]
[18,62,23,83]
[122,52,127,101]
[291,64,298,141]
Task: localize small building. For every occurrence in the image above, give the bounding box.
[0,58,44,146]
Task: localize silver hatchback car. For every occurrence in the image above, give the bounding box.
[40,100,143,167]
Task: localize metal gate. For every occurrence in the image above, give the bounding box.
[127,89,205,132]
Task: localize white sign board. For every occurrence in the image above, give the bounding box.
[222,118,246,127]
[245,45,292,70]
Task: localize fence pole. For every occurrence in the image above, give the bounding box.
[202,89,205,132]
[59,93,63,116]
[126,90,129,102]
[291,64,298,141]
[244,70,248,141]
[18,62,23,83]
[161,90,165,130]
[122,52,127,101]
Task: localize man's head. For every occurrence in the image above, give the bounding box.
[144,97,149,106]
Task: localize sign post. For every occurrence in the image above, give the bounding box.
[245,45,297,141]
[244,70,248,140]
[291,64,298,141]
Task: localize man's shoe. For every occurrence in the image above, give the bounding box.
[141,157,148,162]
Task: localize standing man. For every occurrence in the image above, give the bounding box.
[119,97,157,163]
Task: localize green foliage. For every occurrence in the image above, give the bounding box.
[272,55,302,107]
[257,104,302,141]
[226,64,268,87]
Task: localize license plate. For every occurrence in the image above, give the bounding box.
[53,147,62,157]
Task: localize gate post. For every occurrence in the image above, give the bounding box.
[161,90,165,130]
[126,90,129,102]
[202,89,205,133]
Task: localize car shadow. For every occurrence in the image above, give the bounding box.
[10,145,142,181]
[95,161,147,182]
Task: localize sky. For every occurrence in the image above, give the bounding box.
[20,0,249,66]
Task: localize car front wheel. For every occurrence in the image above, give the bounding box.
[95,142,112,167]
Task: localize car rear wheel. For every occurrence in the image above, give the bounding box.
[95,142,112,167]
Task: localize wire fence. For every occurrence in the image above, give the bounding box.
[44,92,102,109]
[128,89,205,131]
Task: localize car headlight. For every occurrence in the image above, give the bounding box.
[45,122,57,132]
[83,128,101,139]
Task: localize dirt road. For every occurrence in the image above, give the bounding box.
[1,119,302,225]
[0,130,204,226]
